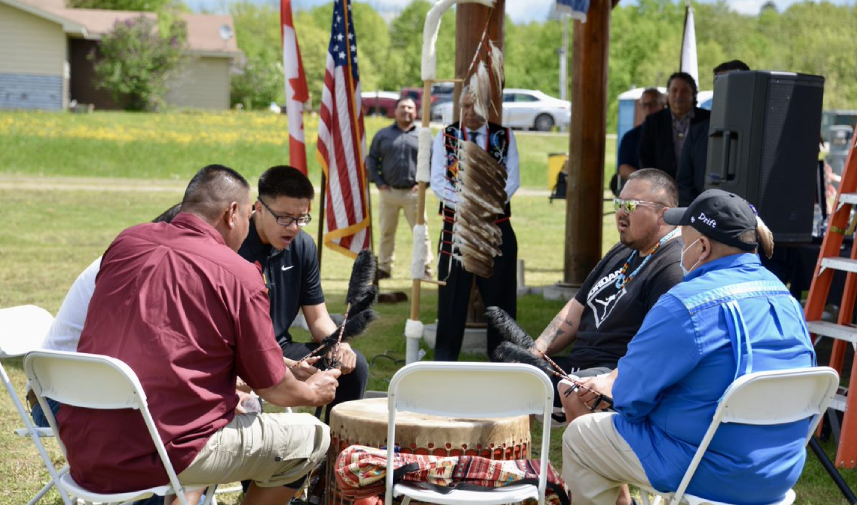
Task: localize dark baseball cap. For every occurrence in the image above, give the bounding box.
[663,189,758,252]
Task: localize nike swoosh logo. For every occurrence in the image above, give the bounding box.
[282,265,294,271]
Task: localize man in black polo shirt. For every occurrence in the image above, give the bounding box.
[531,169,683,414]
[238,165,368,422]
[366,97,432,279]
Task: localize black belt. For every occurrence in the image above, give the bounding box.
[391,185,416,189]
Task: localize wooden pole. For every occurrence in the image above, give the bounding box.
[409,79,435,323]
[454,0,504,123]
[564,0,611,285]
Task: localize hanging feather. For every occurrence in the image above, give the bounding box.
[466,61,493,121]
[488,39,505,93]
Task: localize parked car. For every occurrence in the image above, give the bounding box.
[361,91,400,118]
[434,89,571,131]
[400,83,455,117]
[430,96,453,120]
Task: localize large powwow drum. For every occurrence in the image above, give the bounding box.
[325,397,531,505]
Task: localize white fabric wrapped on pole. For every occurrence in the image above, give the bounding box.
[410,224,428,280]
[417,128,433,183]
[421,0,495,81]
[404,319,425,364]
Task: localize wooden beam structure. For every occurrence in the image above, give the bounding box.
[564,0,611,285]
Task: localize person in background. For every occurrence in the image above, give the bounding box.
[614,88,665,192]
[639,72,710,180]
[676,60,750,206]
[365,97,433,279]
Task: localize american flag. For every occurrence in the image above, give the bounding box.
[316,0,370,258]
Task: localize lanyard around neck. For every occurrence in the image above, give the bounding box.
[614,228,681,291]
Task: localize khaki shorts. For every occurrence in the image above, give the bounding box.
[178,412,329,488]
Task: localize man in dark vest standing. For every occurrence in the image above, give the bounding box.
[429,86,520,361]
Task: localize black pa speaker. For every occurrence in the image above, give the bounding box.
[705,71,825,243]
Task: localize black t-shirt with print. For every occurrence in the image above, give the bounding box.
[238,217,325,349]
[564,238,683,371]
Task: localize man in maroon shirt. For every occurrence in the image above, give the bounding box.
[60,165,340,505]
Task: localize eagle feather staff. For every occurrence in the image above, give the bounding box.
[452,137,507,277]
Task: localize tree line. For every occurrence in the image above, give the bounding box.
[230,0,857,130]
[87,0,857,129]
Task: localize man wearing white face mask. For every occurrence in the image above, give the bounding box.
[559,189,815,505]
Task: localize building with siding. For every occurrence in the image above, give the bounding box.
[0,0,241,111]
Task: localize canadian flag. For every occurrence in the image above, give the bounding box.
[282,0,309,174]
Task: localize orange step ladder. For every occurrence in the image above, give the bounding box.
[805,131,857,468]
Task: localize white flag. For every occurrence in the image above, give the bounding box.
[680,4,698,84]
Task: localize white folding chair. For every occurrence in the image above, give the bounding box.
[0,305,72,505]
[24,349,217,505]
[639,366,839,505]
[384,362,555,505]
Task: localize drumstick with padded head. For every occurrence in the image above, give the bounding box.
[290,250,378,370]
[487,307,614,409]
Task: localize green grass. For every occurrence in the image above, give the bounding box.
[0,110,851,504]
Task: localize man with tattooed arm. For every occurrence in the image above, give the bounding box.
[533,169,683,418]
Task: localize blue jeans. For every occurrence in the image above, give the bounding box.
[30,397,61,428]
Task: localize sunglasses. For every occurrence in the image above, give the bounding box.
[613,198,665,214]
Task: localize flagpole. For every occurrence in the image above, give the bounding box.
[365,177,375,253]
[316,172,326,268]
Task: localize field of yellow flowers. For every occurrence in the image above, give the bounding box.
[0,110,331,181]
[0,110,589,189]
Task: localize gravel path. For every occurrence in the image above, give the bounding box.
[0,174,552,197]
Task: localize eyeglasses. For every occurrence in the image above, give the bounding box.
[258,198,312,227]
[613,198,664,214]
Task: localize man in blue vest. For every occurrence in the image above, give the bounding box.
[429,86,520,361]
[561,189,815,505]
